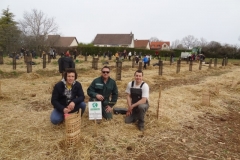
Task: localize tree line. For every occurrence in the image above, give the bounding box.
[1,8,239,59]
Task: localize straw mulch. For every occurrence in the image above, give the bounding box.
[0,56,239,159]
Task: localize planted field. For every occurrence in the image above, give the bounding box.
[0,56,239,159]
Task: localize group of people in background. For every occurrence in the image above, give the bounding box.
[50,51,150,131]
[188,54,205,61]
[8,47,37,60]
[111,50,152,69]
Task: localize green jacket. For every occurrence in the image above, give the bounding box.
[87,76,118,107]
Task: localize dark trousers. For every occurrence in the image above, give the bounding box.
[144,62,147,69]
[125,103,149,127]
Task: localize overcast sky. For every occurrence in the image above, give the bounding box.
[1,0,240,45]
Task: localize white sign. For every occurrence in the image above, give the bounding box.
[88,101,102,120]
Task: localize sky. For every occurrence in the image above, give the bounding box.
[1,0,240,46]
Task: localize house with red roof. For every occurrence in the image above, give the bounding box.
[134,40,150,50]
[150,41,170,50]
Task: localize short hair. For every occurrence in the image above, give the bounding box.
[101,66,110,71]
[134,70,143,76]
[63,68,77,81]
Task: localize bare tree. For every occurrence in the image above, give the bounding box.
[181,35,199,49]
[18,9,58,53]
[198,37,208,47]
[149,37,159,42]
[171,39,182,49]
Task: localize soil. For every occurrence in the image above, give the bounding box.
[0,56,239,160]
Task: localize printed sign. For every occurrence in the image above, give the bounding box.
[88,101,102,120]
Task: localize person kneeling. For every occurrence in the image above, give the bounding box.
[87,66,118,120]
[125,70,149,131]
[50,68,86,125]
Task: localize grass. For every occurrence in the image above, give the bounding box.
[0,70,22,78]
[0,55,240,159]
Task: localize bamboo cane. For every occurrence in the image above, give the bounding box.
[94,119,98,137]
[0,81,1,95]
[157,85,161,119]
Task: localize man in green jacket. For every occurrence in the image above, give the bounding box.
[87,66,118,119]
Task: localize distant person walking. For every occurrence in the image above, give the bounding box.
[128,51,132,61]
[73,49,77,60]
[20,47,25,58]
[49,47,54,59]
[142,55,148,69]
[170,52,175,63]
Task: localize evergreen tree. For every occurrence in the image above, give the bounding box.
[0,8,21,54]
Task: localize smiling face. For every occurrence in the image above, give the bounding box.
[134,71,143,85]
[66,72,75,85]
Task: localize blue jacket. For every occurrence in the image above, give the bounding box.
[143,56,148,63]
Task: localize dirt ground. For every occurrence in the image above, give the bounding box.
[0,56,239,160]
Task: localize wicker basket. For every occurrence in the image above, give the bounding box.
[65,109,81,147]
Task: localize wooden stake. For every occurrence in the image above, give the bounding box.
[215,85,219,96]
[157,85,161,119]
[94,119,98,137]
[0,81,1,95]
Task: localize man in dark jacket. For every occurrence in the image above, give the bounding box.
[87,66,118,120]
[58,51,75,74]
[50,68,86,125]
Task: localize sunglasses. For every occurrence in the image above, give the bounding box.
[102,71,110,74]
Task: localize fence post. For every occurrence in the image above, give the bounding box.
[24,51,27,63]
[116,60,122,80]
[158,60,163,76]
[93,57,98,70]
[222,58,225,66]
[85,53,87,61]
[0,51,3,64]
[176,59,181,73]
[48,53,51,63]
[13,52,16,70]
[199,60,202,70]
[27,55,32,73]
[132,56,135,68]
[189,60,193,71]
[214,58,217,67]
[138,62,143,70]
[225,57,228,66]
[43,54,46,69]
